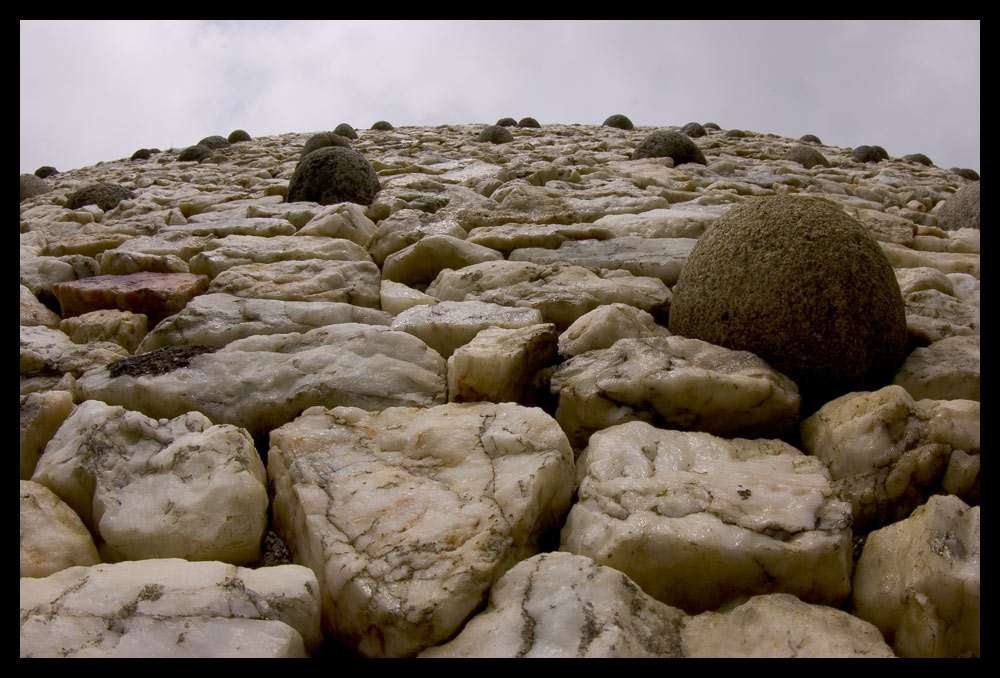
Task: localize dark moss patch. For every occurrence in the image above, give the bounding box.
[108,345,217,378]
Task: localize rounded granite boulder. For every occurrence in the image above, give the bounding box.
[477,125,514,144]
[681,122,707,138]
[517,117,541,128]
[632,130,706,165]
[130,148,153,161]
[902,153,933,166]
[782,144,830,169]
[65,182,134,211]
[228,129,252,143]
[669,196,908,409]
[300,131,351,160]
[34,166,58,179]
[371,121,394,131]
[702,122,721,131]
[177,145,213,162]
[20,174,50,201]
[285,146,381,206]
[198,135,231,150]
[496,117,517,127]
[950,167,980,181]
[602,114,634,130]
[799,134,822,144]
[334,123,358,140]
[852,145,888,163]
[935,182,980,231]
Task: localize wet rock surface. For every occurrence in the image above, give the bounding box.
[20,122,979,657]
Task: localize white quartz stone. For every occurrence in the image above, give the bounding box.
[557,302,670,356]
[20,480,101,578]
[880,241,980,279]
[20,390,75,479]
[448,323,558,403]
[382,233,503,289]
[892,335,979,401]
[207,259,382,306]
[60,309,148,353]
[379,279,439,315]
[20,285,61,328]
[188,235,370,279]
[295,202,377,246]
[20,325,130,378]
[391,299,544,358]
[510,236,696,285]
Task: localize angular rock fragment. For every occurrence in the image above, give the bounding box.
[32,400,268,564]
[60,309,148,353]
[904,288,980,344]
[419,552,687,658]
[295,202,377,245]
[557,303,670,357]
[682,594,895,658]
[53,271,209,327]
[20,285,61,328]
[268,402,575,657]
[366,209,467,266]
[77,324,447,436]
[895,266,955,296]
[591,207,719,239]
[20,255,100,301]
[382,234,503,289]
[161,216,297,238]
[560,421,853,613]
[391,300,544,358]
[20,390,75,479]
[853,495,979,657]
[19,559,321,657]
[426,260,671,330]
[892,335,979,401]
[20,325,130,379]
[800,385,980,531]
[380,280,438,315]
[207,259,380,306]
[551,335,801,447]
[188,235,371,279]
[448,324,558,403]
[137,292,391,352]
[20,480,101,578]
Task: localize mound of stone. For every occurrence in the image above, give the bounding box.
[495,117,516,127]
[602,114,634,130]
[299,131,351,159]
[799,134,822,143]
[517,117,541,128]
[197,135,231,150]
[227,129,252,143]
[177,145,212,162]
[371,120,394,131]
[852,145,888,163]
[782,144,830,169]
[285,146,380,206]
[681,122,707,138]
[903,153,933,166]
[632,130,706,165]
[935,181,980,231]
[65,183,134,211]
[34,166,58,178]
[20,174,50,201]
[333,123,357,139]
[669,196,908,409]
[130,148,153,161]
[950,167,979,181]
[477,125,514,144]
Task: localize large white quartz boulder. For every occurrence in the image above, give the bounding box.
[551,335,801,447]
[509,236,696,285]
[32,400,268,564]
[419,551,687,658]
[891,335,979,401]
[207,259,381,306]
[800,385,980,530]
[20,390,75,479]
[136,292,391,353]
[76,324,446,436]
[188,235,371,279]
[20,325,130,378]
[20,480,101,578]
[391,299,544,358]
[268,402,575,657]
[448,323,559,403]
[366,208,467,266]
[557,302,670,356]
[20,559,321,657]
[560,421,853,613]
[852,495,979,658]
[682,594,895,658]
[382,233,503,289]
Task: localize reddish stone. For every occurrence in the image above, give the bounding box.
[53,272,209,327]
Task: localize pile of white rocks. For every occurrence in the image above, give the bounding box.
[20,120,979,658]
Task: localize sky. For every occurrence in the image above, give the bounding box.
[20,20,980,175]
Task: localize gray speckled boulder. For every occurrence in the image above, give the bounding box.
[477,125,514,144]
[21,174,50,201]
[300,131,351,159]
[782,144,830,169]
[602,114,634,130]
[285,146,380,206]
[333,123,358,139]
[65,183,133,211]
[632,130,706,165]
[936,182,980,231]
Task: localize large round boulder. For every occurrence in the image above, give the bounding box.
[935,182,980,231]
[20,174,50,201]
[681,122,707,138]
[799,134,822,144]
[517,117,541,128]
[852,145,887,163]
[65,182,134,211]
[300,131,351,159]
[669,196,908,409]
[632,130,706,165]
[950,167,979,181]
[333,123,358,140]
[602,114,634,130]
[177,145,212,162]
[782,144,830,169]
[285,146,381,206]
[496,117,517,127]
[371,120,394,131]
[198,135,231,150]
[228,129,252,143]
[34,166,58,178]
[478,125,514,144]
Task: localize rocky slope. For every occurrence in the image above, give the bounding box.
[20,120,979,658]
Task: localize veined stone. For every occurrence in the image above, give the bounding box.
[20,325,130,379]
[268,402,575,657]
[53,271,209,327]
[391,300,544,358]
[137,293,391,352]
[946,272,980,305]
[207,259,381,306]
[60,309,148,353]
[853,495,979,658]
[76,324,447,436]
[32,400,268,564]
[188,235,371,279]
[509,236,696,285]
[380,280,438,315]
[295,202,377,246]
[551,335,800,447]
[448,324,559,403]
[366,209,468,267]
[560,421,853,613]
[895,266,955,296]
[557,303,670,357]
[20,285,61,328]
[426,260,671,330]
[45,231,133,258]
[892,335,979,401]
[800,385,980,531]
[904,289,979,344]
[20,480,101,578]
[20,390,75,479]
[19,559,321,657]
[382,234,503,289]
[99,232,216,262]
[419,552,687,658]
[880,241,980,279]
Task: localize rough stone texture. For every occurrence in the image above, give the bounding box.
[517,117,541,128]
[300,131,351,159]
[333,123,358,139]
[391,300,543,358]
[892,335,979,401]
[935,182,980,231]
[903,153,934,166]
[881,241,980,278]
[551,335,801,447]
[188,235,371,279]
[853,495,979,658]
[800,385,980,531]
[53,271,209,327]
[20,325,130,379]
[76,324,447,437]
[782,144,830,169]
[852,145,887,163]
[177,144,212,162]
[380,280,439,314]
[371,120,394,131]
[557,303,670,356]
[477,125,514,144]
[295,202,376,245]
[206,259,381,306]
[904,288,980,344]
[32,400,268,564]
[268,402,575,657]
[227,129,252,143]
[20,285,61,328]
[561,421,853,613]
[447,323,559,403]
[382,234,503,289]
[419,552,686,658]
[602,114,634,130]
[60,309,148,353]
[670,196,908,409]
[632,130,706,165]
[198,135,231,150]
[285,146,380,206]
[20,390,75,480]
[680,122,707,138]
[19,559,322,657]
[366,209,468,267]
[21,480,101,578]
[65,182,134,211]
[21,173,50,201]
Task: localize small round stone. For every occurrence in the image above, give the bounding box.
[782,144,830,169]
[936,182,980,231]
[517,117,541,128]
[334,123,358,140]
[477,125,514,144]
[228,129,252,143]
[496,118,517,127]
[300,131,351,160]
[681,122,707,138]
[371,121,394,131]
[20,174,50,201]
[703,122,721,130]
[177,145,212,162]
[632,130,706,165]
[799,134,822,144]
[34,166,58,179]
[131,149,153,161]
[602,114,634,130]
[197,135,231,150]
[902,153,933,166]
[65,182,134,211]
[852,145,886,163]
[285,146,381,206]
[669,196,908,409]
[950,167,980,181]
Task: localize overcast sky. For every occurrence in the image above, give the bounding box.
[20,20,980,175]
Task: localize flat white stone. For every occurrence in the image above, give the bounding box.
[904,289,979,343]
[20,325,129,378]
[880,241,980,279]
[207,259,381,306]
[465,222,614,256]
[161,216,296,238]
[391,299,544,358]
[19,559,321,657]
[557,302,670,356]
[853,495,979,658]
[188,235,370,279]
[560,421,853,613]
[382,234,503,289]
[510,236,696,285]
[32,400,268,564]
[366,209,467,266]
[20,480,101,578]
[448,324,558,403]
[380,280,439,315]
[268,402,575,657]
[892,335,979,401]
[591,207,718,239]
